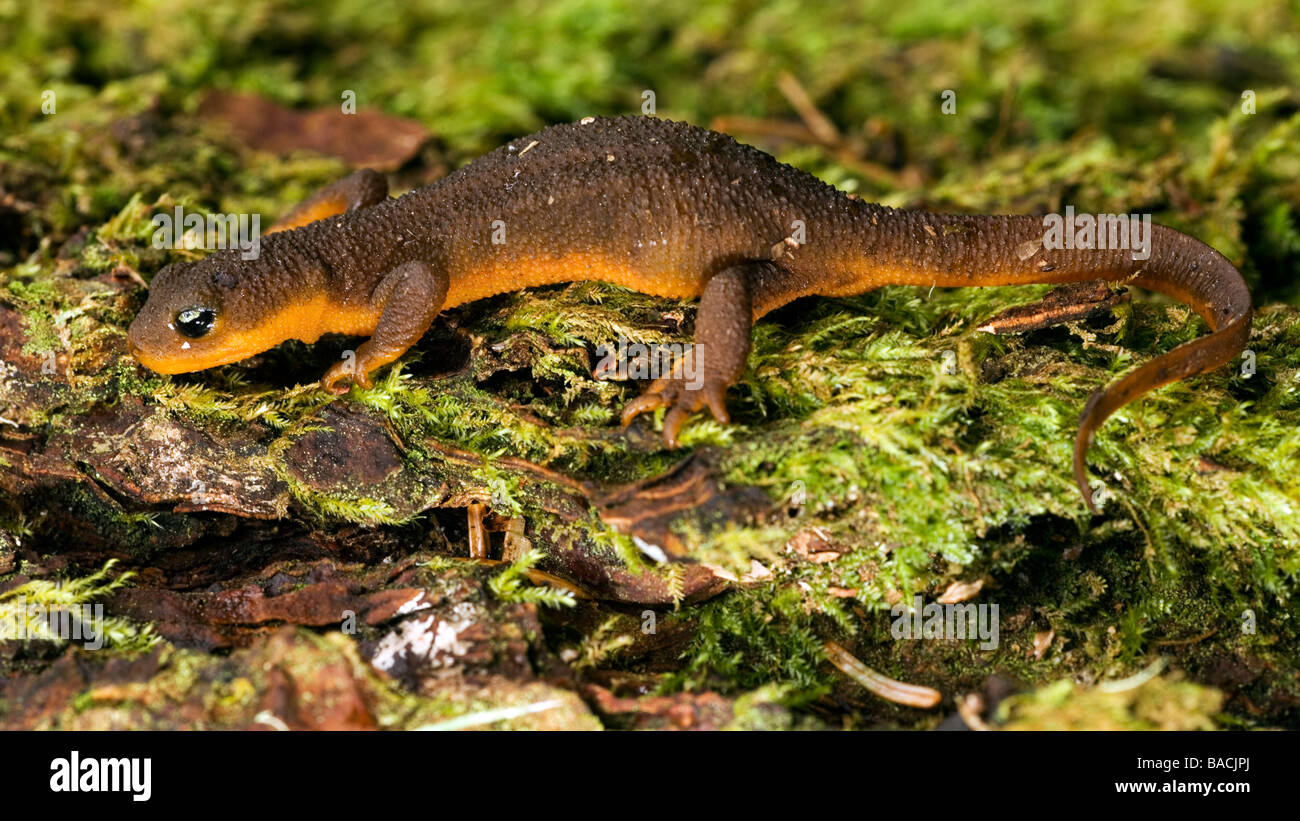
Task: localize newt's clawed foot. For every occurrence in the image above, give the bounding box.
[620,367,731,448]
[319,360,373,395]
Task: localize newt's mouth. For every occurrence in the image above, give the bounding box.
[128,340,203,374]
[126,333,255,375]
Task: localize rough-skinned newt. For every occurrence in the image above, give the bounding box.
[127,116,1254,512]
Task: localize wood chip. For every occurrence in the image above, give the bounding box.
[937,578,984,604]
[467,502,488,560]
[1032,628,1054,660]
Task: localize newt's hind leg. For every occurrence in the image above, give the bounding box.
[268,169,388,234]
[622,260,799,446]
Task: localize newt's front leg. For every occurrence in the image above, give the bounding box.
[320,259,449,393]
[256,169,449,393]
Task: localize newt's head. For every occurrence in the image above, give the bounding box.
[128,254,309,374]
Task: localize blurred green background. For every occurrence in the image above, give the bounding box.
[3,0,1299,301]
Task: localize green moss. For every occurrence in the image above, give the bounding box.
[488,549,578,609]
[155,379,335,430]
[5,277,65,356]
[724,684,804,730]
[997,669,1225,731]
[665,586,834,694]
[0,560,159,652]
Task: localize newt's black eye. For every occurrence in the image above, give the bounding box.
[175,308,216,338]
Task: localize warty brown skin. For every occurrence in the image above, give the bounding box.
[127,116,1254,512]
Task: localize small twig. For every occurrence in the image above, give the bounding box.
[1154,628,1217,647]
[824,640,942,708]
[777,72,841,145]
[413,699,567,731]
[708,115,909,188]
[420,437,593,495]
[473,557,594,600]
[1097,657,1166,693]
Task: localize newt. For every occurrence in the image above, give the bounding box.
[127,115,1253,512]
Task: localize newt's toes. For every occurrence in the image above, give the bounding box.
[620,393,667,426]
[662,405,693,447]
[320,361,372,394]
[702,384,730,424]
[622,378,734,447]
[320,371,350,395]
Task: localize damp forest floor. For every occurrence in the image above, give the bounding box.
[1,0,1299,730]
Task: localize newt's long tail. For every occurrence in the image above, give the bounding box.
[841,210,1254,511]
[1073,246,1252,512]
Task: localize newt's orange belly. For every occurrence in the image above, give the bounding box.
[444,251,704,308]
